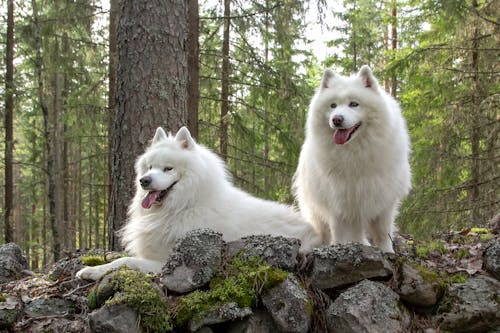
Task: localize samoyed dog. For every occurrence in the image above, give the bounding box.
[77,126,320,280]
[293,66,411,253]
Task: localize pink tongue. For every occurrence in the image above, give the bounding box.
[334,127,356,145]
[142,191,161,209]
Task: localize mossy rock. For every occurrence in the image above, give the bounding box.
[89,267,173,332]
[175,254,288,328]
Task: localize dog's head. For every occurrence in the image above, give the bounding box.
[134,127,196,209]
[311,66,389,145]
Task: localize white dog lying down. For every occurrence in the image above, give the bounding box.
[77,127,321,280]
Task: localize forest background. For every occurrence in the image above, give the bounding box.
[0,0,498,270]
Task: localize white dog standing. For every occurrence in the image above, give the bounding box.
[77,127,320,280]
[293,66,411,253]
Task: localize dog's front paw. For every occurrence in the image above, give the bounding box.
[76,266,106,281]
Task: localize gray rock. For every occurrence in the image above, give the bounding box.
[227,235,301,271]
[92,273,119,308]
[0,243,28,284]
[396,263,443,307]
[327,279,410,333]
[188,302,252,332]
[225,309,278,333]
[24,297,76,318]
[262,275,312,333]
[484,239,500,280]
[438,276,500,333]
[160,229,224,293]
[49,256,85,280]
[89,303,140,333]
[309,243,393,289]
[0,295,21,329]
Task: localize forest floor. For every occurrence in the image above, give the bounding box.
[1,216,499,332]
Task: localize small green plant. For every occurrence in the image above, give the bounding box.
[175,255,288,327]
[415,240,447,258]
[105,267,173,332]
[0,294,7,302]
[453,248,469,259]
[445,272,468,284]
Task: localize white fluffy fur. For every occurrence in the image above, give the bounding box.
[77,127,320,280]
[293,66,411,253]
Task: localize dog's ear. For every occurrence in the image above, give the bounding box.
[175,126,195,150]
[321,69,336,89]
[152,127,168,145]
[358,65,378,89]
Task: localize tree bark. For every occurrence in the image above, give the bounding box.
[187,0,199,139]
[220,0,230,160]
[469,0,480,225]
[108,0,190,250]
[3,0,15,243]
[32,0,61,262]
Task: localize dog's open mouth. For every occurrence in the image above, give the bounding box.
[334,123,361,145]
[141,181,178,209]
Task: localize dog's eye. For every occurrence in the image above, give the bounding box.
[349,102,359,107]
[163,167,173,172]
[330,103,337,109]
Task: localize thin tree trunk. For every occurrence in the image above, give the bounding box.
[106,0,117,246]
[187,0,199,138]
[3,0,15,243]
[32,0,61,262]
[263,1,269,193]
[220,0,230,160]
[469,0,480,225]
[390,1,397,97]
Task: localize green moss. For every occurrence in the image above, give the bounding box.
[445,272,468,284]
[105,267,172,332]
[175,255,288,327]
[81,254,106,266]
[0,294,7,302]
[470,227,489,234]
[415,240,447,258]
[412,264,447,293]
[480,233,494,241]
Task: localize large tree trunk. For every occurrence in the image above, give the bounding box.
[108,0,190,250]
[3,0,15,243]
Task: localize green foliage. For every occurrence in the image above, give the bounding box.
[175,255,288,327]
[445,272,468,285]
[106,267,173,332]
[415,240,447,258]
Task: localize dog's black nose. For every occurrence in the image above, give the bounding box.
[332,115,344,127]
[140,176,152,187]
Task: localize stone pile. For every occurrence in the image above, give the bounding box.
[0,231,499,333]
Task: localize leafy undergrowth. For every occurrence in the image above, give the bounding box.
[400,227,495,278]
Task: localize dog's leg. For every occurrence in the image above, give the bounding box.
[331,218,369,246]
[76,257,164,281]
[309,212,332,245]
[368,207,397,253]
